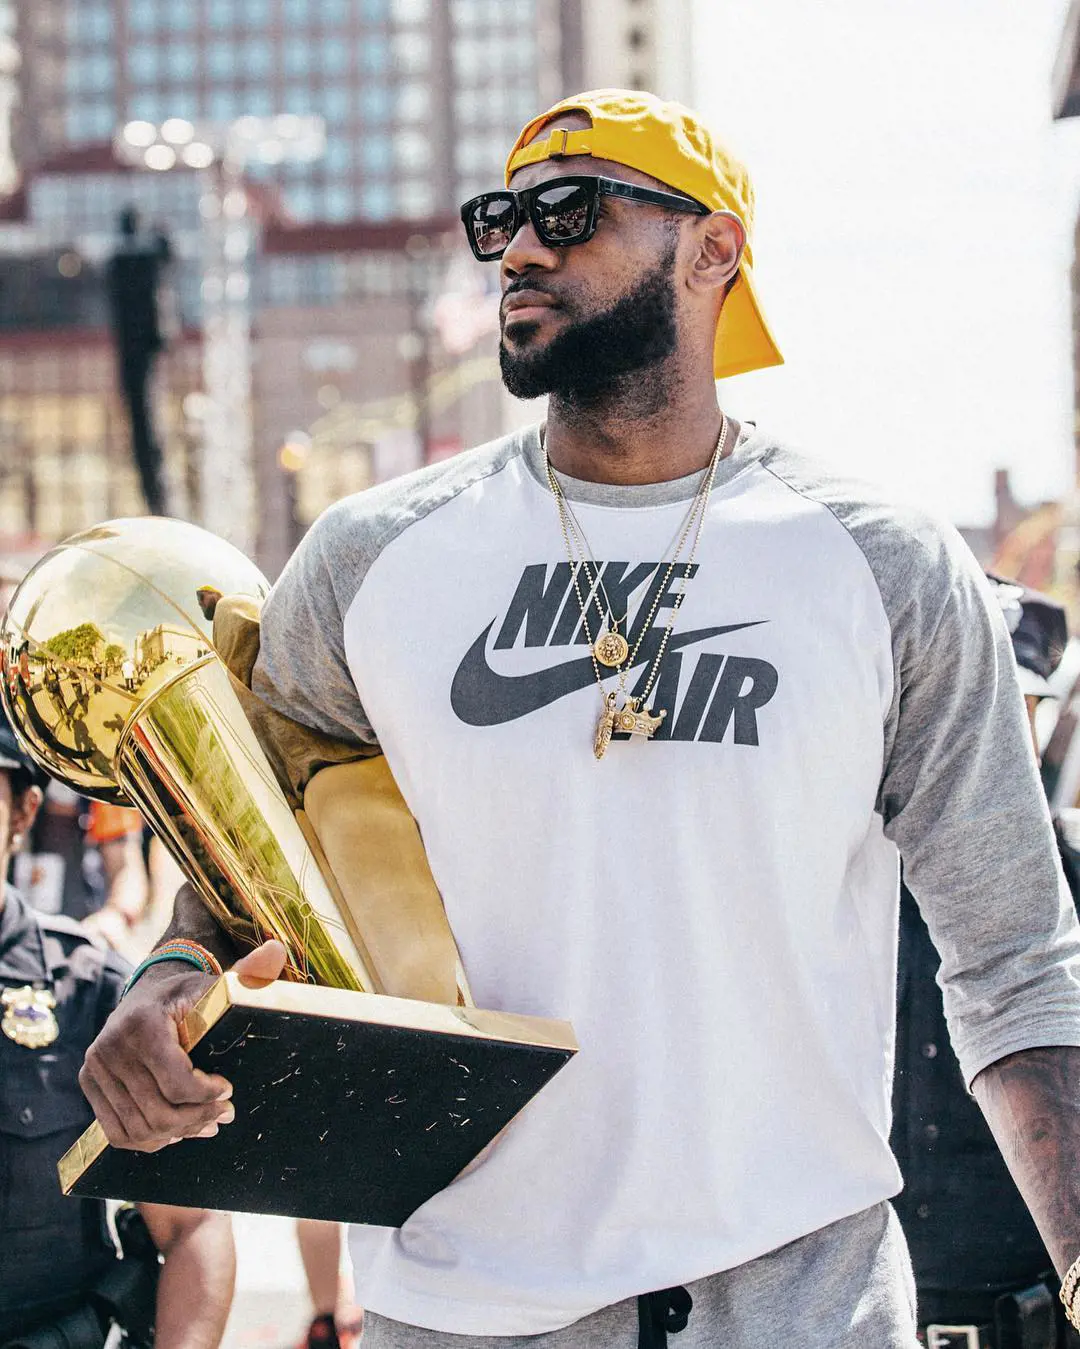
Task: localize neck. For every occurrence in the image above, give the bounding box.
[543,367,726,485]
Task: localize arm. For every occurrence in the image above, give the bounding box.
[869,523,1080,1267]
[83,830,149,949]
[971,1046,1080,1276]
[139,1202,236,1349]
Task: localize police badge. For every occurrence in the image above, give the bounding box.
[2,984,59,1049]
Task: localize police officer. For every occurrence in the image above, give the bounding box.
[892,576,1075,1349]
[0,716,236,1347]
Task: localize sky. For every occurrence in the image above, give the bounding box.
[694,0,1080,527]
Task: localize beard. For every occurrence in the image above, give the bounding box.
[499,241,680,405]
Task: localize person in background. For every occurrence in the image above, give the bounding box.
[892,575,1074,1349]
[295,1219,362,1349]
[14,783,149,957]
[0,713,235,1348]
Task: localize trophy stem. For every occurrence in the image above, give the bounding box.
[115,656,382,993]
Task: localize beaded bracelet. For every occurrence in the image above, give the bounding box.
[122,938,223,998]
[1060,1251,1080,1330]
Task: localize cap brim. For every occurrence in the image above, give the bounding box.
[713,263,784,381]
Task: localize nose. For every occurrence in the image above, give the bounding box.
[501,215,560,282]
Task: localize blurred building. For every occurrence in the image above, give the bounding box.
[579,0,694,103]
[0,0,593,574]
[14,0,580,225]
[0,1,701,577]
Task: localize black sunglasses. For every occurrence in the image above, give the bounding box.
[459,175,711,261]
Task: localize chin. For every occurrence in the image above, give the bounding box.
[500,318,546,348]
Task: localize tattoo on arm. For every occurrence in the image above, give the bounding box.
[971,1045,1080,1275]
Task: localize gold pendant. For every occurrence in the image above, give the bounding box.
[594,630,630,668]
[611,697,667,741]
[594,693,617,760]
[2,985,59,1049]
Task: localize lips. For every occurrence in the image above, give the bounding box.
[501,290,560,324]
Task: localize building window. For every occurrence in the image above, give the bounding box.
[360,85,391,122]
[363,183,393,219]
[240,37,274,78]
[240,0,272,25]
[362,0,390,19]
[323,140,351,174]
[282,85,316,114]
[398,180,435,217]
[361,37,390,73]
[207,0,238,31]
[393,32,430,73]
[70,5,113,43]
[283,43,313,77]
[323,185,353,220]
[320,37,350,76]
[127,1,162,34]
[393,0,431,19]
[321,85,350,122]
[362,140,392,173]
[319,0,351,23]
[286,185,317,221]
[168,43,199,80]
[394,129,430,172]
[397,82,431,121]
[208,41,236,78]
[128,44,162,82]
[207,87,240,121]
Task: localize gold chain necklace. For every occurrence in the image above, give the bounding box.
[544,415,729,759]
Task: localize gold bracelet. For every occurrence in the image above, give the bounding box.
[1060,1251,1080,1330]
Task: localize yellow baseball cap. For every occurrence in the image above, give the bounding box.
[506,90,783,381]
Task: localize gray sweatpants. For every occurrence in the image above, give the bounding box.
[359,1201,920,1348]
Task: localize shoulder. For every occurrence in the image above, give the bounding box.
[38,911,131,993]
[750,436,980,640]
[309,428,528,558]
[268,428,532,617]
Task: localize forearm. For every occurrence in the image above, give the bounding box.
[971,1044,1080,1274]
[158,882,246,969]
[145,1206,236,1349]
[101,837,149,923]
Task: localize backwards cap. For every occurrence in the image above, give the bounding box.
[505,89,783,381]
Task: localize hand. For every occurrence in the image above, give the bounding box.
[81,905,130,953]
[79,940,288,1152]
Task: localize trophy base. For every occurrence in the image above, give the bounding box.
[59,973,576,1226]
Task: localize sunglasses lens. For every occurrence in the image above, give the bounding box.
[467,195,517,257]
[534,183,591,243]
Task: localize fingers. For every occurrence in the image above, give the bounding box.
[232,938,288,988]
[80,967,236,1152]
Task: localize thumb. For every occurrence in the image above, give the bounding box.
[231,939,288,989]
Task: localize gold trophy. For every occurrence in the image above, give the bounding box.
[1,518,575,1224]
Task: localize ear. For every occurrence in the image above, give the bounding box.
[11,785,43,844]
[685,212,745,297]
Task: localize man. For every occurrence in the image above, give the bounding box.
[0,715,235,1346]
[892,577,1077,1349]
[78,91,1080,1347]
[15,783,149,948]
[105,206,173,517]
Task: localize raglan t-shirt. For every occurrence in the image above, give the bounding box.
[252,423,1080,1337]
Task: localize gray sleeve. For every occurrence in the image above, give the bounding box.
[874,516,1080,1086]
[251,498,378,747]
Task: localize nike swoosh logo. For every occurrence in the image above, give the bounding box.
[451,621,766,726]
